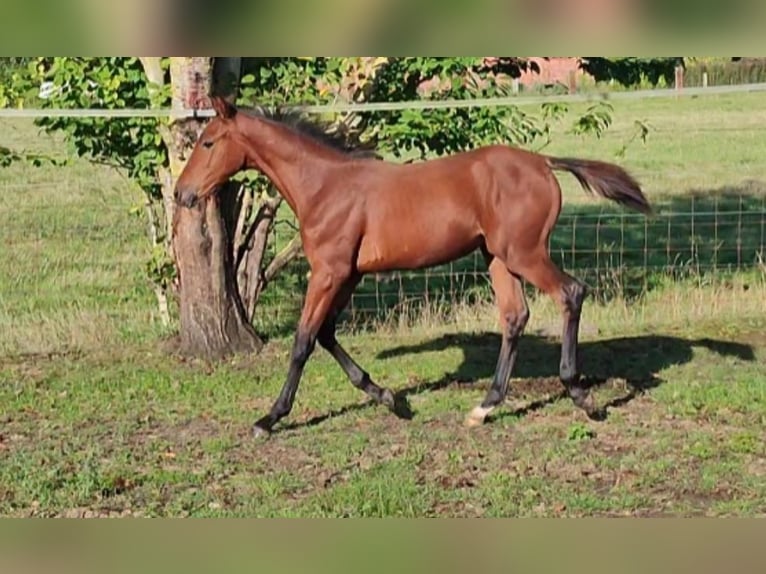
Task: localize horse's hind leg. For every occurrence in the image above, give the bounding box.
[512,250,599,418]
[465,256,529,427]
[317,274,397,411]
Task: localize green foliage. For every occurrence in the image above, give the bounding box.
[581,58,682,88]
[144,241,177,291]
[567,422,596,442]
[569,101,613,139]
[615,120,652,159]
[363,57,546,159]
[0,58,32,107]
[239,58,337,107]
[0,145,65,169]
[238,58,598,161]
[0,75,25,109]
[569,102,650,160]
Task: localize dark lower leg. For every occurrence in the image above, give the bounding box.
[466,308,529,425]
[483,325,522,407]
[559,279,595,413]
[318,320,395,408]
[253,329,316,435]
[513,253,596,416]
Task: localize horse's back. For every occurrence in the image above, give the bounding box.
[350,143,559,272]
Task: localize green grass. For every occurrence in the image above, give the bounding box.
[528,91,766,196]
[0,120,165,356]
[1,91,766,517]
[2,319,765,517]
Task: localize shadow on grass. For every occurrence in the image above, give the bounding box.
[378,331,756,421]
[278,331,754,434]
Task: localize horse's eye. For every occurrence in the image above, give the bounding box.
[202,140,214,149]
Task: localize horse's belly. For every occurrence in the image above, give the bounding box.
[356,221,481,273]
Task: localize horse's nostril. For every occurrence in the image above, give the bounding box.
[175,189,194,208]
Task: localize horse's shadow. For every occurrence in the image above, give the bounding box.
[281,332,755,432]
[378,332,755,421]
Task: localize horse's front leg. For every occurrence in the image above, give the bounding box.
[252,268,345,438]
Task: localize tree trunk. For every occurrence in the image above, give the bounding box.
[172,194,261,356]
[166,57,262,358]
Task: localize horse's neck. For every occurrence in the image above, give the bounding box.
[242,116,340,220]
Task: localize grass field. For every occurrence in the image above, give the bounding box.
[1,91,766,517]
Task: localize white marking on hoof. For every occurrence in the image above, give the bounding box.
[252,425,271,440]
[464,405,494,428]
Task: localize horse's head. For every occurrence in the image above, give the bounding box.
[174,96,247,208]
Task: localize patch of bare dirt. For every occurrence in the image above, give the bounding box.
[127,414,228,451]
[54,507,145,518]
[513,376,566,397]
[747,456,766,477]
[0,362,49,385]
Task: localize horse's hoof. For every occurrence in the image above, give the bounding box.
[586,406,607,421]
[464,405,492,428]
[464,416,484,428]
[252,424,271,440]
[577,395,595,412]
[386,392,414,421]
[573,392,594,412]
[380,388,396,410]
[570,389,605,421]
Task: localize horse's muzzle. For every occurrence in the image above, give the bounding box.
[175,186,199,209]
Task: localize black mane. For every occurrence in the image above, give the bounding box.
[240,106,380,159]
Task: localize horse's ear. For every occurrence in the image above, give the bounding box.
[211,96,237,120]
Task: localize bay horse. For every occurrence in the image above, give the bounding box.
[175,96,651,438]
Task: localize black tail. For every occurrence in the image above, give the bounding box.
[546,156,652,215]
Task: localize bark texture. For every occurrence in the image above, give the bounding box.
[150,57,262,358]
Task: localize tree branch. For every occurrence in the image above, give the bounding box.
[264,235,303,284]
[233,184,253,257]
[143,200,171,326]
[235,193,282,270]
[139,57,164,88]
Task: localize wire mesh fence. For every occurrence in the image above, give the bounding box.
[252,180,766,332]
